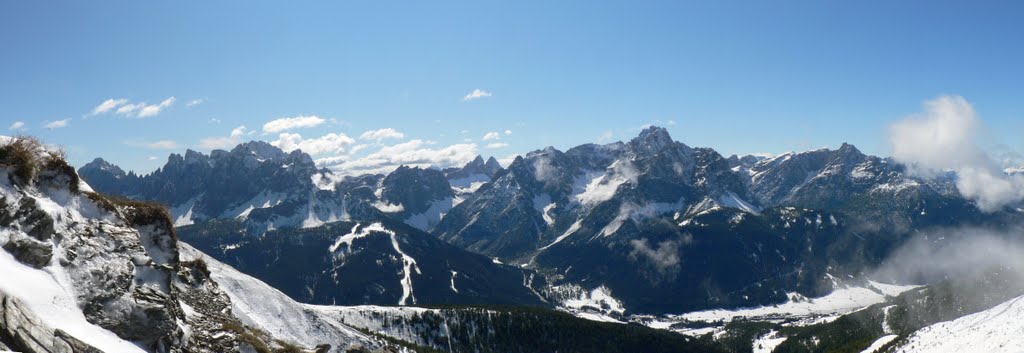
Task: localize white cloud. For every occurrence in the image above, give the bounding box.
[320,139,478,175]
[463,89,492,101]
[486,142,509,149]
[271,132,355,155]
[116,103,142,116]
[262,115,326,133]
[186,98,205,107]
[208,118,222,124]
[597,130,614,143]
[359,128,405,141]
[199,125,248,149]
[888,95,1024,212]
[91,98,127,116]
[136,97,176,118]
[482,131,501,141]
[504,129,512,135]
[146,140,179,149]
[148,156,159,161]
[44,118,70,129]
[92,97,176,118]
[9,121,25,131]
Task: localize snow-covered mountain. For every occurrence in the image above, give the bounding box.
[430,126,1022,314]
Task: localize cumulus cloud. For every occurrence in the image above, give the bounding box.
[44,118,71,129]
[91,98,127,116]
[319,139,478,175]
[486,142,509,149]
[199,125,249,149]
[504,129,512,135]
[463,89,492,101]
[888,95,1024,211]
[271,132,355,155]
[9,121,25,131]
[359,128,405,141]
[262,115,326,133]
[482,132,501,141]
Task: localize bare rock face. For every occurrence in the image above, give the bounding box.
[0,293,103,353]
[1,237,52,268]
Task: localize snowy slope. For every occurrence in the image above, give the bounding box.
[894,294,1024,353]
[178,243,381,352]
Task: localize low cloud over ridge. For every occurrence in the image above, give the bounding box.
[888,95,1024,212]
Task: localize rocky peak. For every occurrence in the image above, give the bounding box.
[80,157,125,177]
[230,140,289,161]
[628,126,675,154]
[382,165,454,215]
[484,156,502,170]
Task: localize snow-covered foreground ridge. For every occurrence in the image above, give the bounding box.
[181,242,435,350]
[893,294,1024,353]
[0,139,389,353]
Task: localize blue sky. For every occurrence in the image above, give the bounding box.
[2,1,1023,174]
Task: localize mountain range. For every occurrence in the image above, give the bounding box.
[78,126,1023,314]
[5,127,1024,352]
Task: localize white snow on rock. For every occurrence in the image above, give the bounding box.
[449,270,459,293]
[223,191,286,219]
[0,231,147,353]
[389,228,422,306]
[172,196,200,226]
[894,295,1024,353]
[540,219,583,250]
[531,193,556,226]
[574,161,638,207]
[717,191,761,215]
[373,201,405,213]
[404,197,455,231]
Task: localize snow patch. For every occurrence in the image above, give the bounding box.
[717,191,761,215]
[540,219,583,250]
[404,197,455,231]
[531,193,556,226]
[373,201,405,213]
[862,334,898,353]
